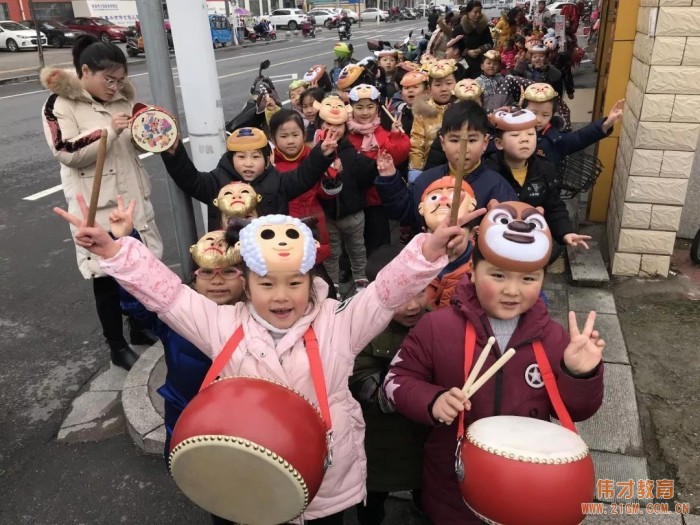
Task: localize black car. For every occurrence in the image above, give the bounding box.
[20,20,85,48]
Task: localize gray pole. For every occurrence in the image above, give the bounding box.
[28,0,45,69]
[134,0,198,279]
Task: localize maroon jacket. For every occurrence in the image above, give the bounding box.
[384,279,604,525]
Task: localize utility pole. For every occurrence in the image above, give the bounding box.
[28,0,45,69]
[134,0,198,279]
[166,0,228,234]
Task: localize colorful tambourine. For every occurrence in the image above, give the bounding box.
[130,103,178,153]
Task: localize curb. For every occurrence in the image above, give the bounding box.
[0,38,289,87]
[122,342,166,455]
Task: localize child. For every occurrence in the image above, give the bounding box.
[288,78,310,114]
[522,83,625,165]
[300,87,325,143]
[269,110,332,269]
[444,35,468,80]
[418,176,478,309]
[55,195,481,524]
[375,48,400,97]
[383,201,605,525]
[500,38,518,73]
[390,70,428,140]
[349,245,431,525]
[160,126,338,231]
[408,59,457,181]
[484,107,591,251]
[475,50,531,111]
[377,101,518,232]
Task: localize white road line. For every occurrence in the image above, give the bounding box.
[22,184,63,201]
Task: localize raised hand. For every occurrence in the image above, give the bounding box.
[109,195,136,239]
[422,207,487,262]
[320,128,340,157]
[431,387,471,425]
[264,94,279,112]
[110,112,130,135]
[563,311,605,375]
[602,99,625,132]
[563,233,592,249]
[53,194,120,259]
[376,149,396,177]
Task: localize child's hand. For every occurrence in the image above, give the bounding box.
[109,195,136,239]
[264,95,279,112]
[563,311,605,375]
[164,133,181,156]
[563,233,592,249]
[602,99,625,132]
[422,208,487,262]
[376,149,396,177]
[431,387,471,425]
[53,194,121,260]
[320,129,340,156]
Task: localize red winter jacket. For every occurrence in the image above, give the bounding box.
[384,278,604,525]
[347,125,410,207]
[274,145,331,263]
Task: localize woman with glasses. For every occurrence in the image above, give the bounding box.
[40,34,163,371]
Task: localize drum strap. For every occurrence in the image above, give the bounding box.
[199,325,333,433]
[456,322,477,442]
[532,341,576,433]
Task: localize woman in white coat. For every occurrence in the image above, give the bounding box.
[41,35,163,370]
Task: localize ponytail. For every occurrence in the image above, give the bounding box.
[72,34,127,78]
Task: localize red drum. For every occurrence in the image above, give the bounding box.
[130,103,178,153]
[169,377,328,525]
[458,416,594,525]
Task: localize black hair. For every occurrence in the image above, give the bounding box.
[471,239,486,268]
[440,100,490,135]
[514,35,526,46]
[269,109,304,138]
[465,0,483,13]
[427,73,457,87]
[300,87,325,106]
[72,34,127,78]
[506,7,519,25]
[522,97,559,113]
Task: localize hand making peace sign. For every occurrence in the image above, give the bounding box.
[563,311,605,375]
[53,194,121,260]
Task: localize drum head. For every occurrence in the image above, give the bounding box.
[170,436,308,525]
[130,107,178,153]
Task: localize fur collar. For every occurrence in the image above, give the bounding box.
[437,18,453,38]
[412,94,440,119]
[40,67,135,103]
[460,14,489,34]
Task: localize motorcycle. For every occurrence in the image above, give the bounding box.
[253,21,277,41]
[225,60,281,133]
[242,25,259,43]
[338,23,351,41]
[399,8,417,20]
[324,15,340,29]
[301,19,316,38]
[126,23,173,57]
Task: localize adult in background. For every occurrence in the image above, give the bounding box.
[40,35,163,371]
[427,7,440,32]
[453,0,494,79]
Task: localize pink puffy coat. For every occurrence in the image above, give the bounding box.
[100,234,447,521]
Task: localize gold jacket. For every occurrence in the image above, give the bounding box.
[409,97,449,170]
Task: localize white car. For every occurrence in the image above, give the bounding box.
[360,8,389,21]
[339,9,359,23]
[0,21,47,52]
[306,9,336,27]
[547,1,578,15]
[267,8,307,30]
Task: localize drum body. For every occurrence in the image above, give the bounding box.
[169,376,328,525]
[459,416,594,525]
[130,104,178,153]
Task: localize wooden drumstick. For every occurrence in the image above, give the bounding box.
[447,124,470,256]
[464,348,516,399]
[462,336,495,394]
[87,129,108,228]
[381,104,404,132]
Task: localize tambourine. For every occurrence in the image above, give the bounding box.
[130,103,178,153]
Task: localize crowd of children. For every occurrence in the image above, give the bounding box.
[51,13,619,524]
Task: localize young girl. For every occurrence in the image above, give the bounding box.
[288,79,310,114]
[161,126,339,231]
[55,195,482,524]
[300,87,325,144]
[40,34,163,370]
[270,109,334,295]
[346,83,411,255]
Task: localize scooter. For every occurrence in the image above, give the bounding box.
[225,60,281,133]
[242,25,259,43]
[254,21,277,40]
[338,23,351,41]
[301,19,316,38]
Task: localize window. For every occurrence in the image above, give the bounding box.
[0,3,9,20]
[31,3,74,21]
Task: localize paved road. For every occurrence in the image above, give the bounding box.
[0,21,426,524]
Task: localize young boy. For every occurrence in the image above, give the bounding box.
[522,82,625,165]
[408,59,458,181]
[444,35,468,80]
[384,201,605,525]
[484,107,591,250]
[349,244,432,525]
[161,127,338,231]
[391,70,428,138]
[377,101,518,233]
[375,48,400,97]
[475,50,531,111]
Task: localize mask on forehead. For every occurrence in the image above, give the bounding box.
[418,176,477,232]
[213,182,261,223]
[238,215,318,276]
[478,200,552,272]
[190,230,242,269]
[303,65,327,85]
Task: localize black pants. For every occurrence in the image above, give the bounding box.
[356,491,389,525]
[211,510,345,525]
[363,206,391,259]
[92,276,126,348]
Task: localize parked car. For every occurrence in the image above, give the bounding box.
[267,8,307,30]
[547,1,578,15]
[0,21,47,52]
[306,8,336,27]
[20,19,84,48]
[62,17,129,43]
[360,8,389,21]
[339,9,359,23]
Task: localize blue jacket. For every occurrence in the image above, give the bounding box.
[538,118,611,165]
[375,162,519,232]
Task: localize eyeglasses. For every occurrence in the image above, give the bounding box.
[101,74,126,89]
[194,267,242,281]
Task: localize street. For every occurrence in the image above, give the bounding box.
[0,21,424,524]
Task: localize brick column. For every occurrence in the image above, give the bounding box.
[607,0,700,277]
